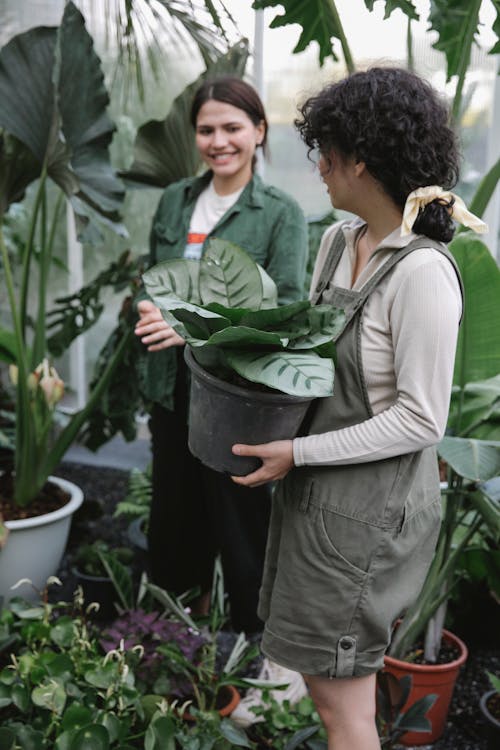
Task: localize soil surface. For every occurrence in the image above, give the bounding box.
[53,461,499,750]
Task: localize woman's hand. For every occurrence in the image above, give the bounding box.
[231,440,294,487]
[135,300,185,351]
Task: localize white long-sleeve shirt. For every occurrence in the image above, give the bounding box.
[293,219,462,467]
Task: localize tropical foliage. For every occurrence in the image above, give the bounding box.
[0,2,129,509]
[389,231,500,661]
[143,239,344,397]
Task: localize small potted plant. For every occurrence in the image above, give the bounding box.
[383,231,500,746]
[143,238,344,474]
[0,2,128,601]
[72,541,134,621]
[480,672,500,749]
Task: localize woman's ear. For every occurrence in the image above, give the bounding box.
[256,119,266,146]
[354,160,366,177]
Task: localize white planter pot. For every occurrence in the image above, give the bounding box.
[0,476,84,604]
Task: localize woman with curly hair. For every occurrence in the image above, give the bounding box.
[231,67,487,748]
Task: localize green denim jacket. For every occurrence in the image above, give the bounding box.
[138,171,308,410]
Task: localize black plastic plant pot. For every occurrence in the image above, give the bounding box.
[480,690,500,749]
[72,567,117,621]
[184,346,315,476]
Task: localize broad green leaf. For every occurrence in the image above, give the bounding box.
[7,725,45,750]
[239,300,311,329]
[56,3,125,240]
[123,40,249,188]
[467,156,500,222]
[204,302,248,324]
[0,131,39,217]
[257,264,279,308]
[200,239,263,309]
[32,679,67,714]
[0,3,125,239]
[429,0,484,81]
[61,704,94,731]
[438,436,500,482]
[144,716,176,750]
[473,477,500,538]
[50,618,75,649]
[364,1,418,20]
[449,375,500,438]
[219,719,252,747]
[0,326,17,364]
[396,693,436,732]
[144,259,201,304]
[70,725,110,750]
[226,350,334,397]
[0,728,16,750]
[253,0,346,66]
[0,27,56,161]
[450,233,500,388]
[288,307,345,350]
[284,726,321,750]
[202,325,285,349]
[173,308,231,340]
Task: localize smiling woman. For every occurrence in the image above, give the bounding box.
[134,75,308,651]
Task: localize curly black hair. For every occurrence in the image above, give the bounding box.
[295,67,461,242]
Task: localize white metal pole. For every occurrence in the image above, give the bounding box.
[66,203,87,410]
[253,8,265,177]
[483,58,500,260]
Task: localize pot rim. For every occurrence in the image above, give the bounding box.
[4,476,84,531]
[184,345,315,405]
[480,689,500,728]
[384,627,468,673]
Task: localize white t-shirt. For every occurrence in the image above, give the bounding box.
[184,180,244,259]
[293,219,463,467]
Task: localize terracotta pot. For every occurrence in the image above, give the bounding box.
[182,684,240,721]
[383,628,468,745]
[480,690,500,749]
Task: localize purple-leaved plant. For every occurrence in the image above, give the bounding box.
[100,609,206,693]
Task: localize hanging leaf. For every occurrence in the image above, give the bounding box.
[428,0,485,81]
[253,0,344,65]
[438,436,500,482]
[364,1,418,20]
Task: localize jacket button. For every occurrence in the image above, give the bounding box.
[340,638,353,650]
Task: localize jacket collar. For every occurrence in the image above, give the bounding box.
[185,170,265,209]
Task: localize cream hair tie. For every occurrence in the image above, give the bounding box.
[401,185,488,237]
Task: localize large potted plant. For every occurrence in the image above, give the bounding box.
[383,231,500,745]
[0,2,129,602]
[143,238,344,474]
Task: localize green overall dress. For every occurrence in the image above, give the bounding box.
[258,226,463,679]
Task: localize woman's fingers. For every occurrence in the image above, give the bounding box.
[231,440,294,487]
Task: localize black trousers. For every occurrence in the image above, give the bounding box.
[148,357,271,634]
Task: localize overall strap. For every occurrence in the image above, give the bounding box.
[310,225,348,305]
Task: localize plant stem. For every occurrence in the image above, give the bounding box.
[451,0,482,125]
[19,167,48,339]
[328,0,355,73]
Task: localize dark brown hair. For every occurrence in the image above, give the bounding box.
[295,67,461,242]
[191,76,269,167]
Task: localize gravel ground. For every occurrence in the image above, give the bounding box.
[55,461,499,750]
